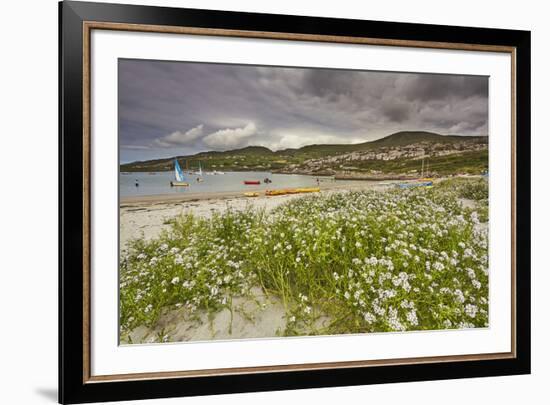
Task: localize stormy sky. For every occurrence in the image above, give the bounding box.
[119,59,488,163]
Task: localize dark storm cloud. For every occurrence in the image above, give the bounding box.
[118,59,488,162]
[400,74,488,102]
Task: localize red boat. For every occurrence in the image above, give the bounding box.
[244,180,261,185]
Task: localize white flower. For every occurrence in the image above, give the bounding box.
[387,306,405,331]
[364,312,376,324]
[171,277,180,285]
[466,268,476,280]
[465,304,478,318]
[433,261,445,271]
[406,310,418,326]
[454,289,465,303]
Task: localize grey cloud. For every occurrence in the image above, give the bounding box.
[118,59,488,162]
[203,123,258,149]
[154,124,204,147]
[381,101,411,123]
[400,74,488,102]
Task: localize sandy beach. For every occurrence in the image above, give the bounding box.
[119,177,487,344]
[119,181,395,344]
[120,181,393,248]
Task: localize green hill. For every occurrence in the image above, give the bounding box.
[120,131,487,175]
[368,131,485,146]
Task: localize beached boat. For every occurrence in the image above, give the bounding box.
[265,187,320,196]
[396,181,433,189]
[170,159,189,187]
[243,192,259,197]
[295,187,321,193]
[244,180,261,185]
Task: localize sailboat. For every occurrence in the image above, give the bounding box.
[196,161,204,182]
[396,157,433,189]
[419,157,433,182]
[170,159,189,187]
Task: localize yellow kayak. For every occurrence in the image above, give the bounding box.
[295,187,320,193]
[243,192,259,197]
[170,181,189,187]
[265,187,320,196]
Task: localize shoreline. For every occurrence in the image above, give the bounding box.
[118,177,466,248]
[120,180,393,205]
[119,181,395,248]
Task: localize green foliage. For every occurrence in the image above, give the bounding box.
[120,186,489,338]
[119,132,488,173]
[438,177,489,200]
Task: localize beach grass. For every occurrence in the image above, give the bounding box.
[120,178,489,340]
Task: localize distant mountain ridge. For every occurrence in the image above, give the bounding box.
[121,131,488,174]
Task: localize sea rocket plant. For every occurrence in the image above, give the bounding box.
[120,179,489,341]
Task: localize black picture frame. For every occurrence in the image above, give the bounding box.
[59,1,531,403]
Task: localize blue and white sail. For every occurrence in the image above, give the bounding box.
[174,159,185,182]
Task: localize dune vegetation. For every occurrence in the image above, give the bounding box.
[120,178,489,341]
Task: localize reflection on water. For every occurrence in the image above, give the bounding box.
[120,171,342,197]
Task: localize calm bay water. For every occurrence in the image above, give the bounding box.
[120,171,349,197]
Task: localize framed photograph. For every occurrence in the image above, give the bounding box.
[59,1,531,403]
